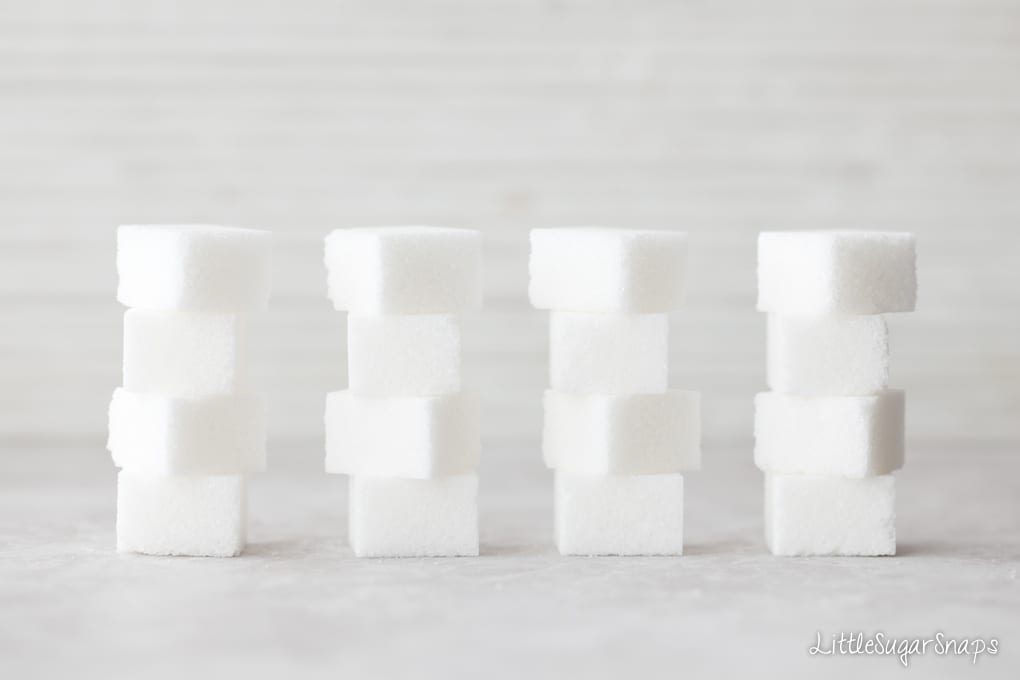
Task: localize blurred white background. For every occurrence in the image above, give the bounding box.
[1,0,1018,455]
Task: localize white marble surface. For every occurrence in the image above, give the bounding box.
[1,443,1016,679]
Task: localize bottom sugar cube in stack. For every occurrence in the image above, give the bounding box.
[116,470,246,557]
[765,473,895,556]
[348,475,479,557]
[555,473,684,556]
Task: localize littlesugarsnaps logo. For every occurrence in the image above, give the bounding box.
[809,631,999,668]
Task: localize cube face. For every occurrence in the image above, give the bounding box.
[767,314,889,395]
[116,471,246,557]
[555,473,684,556]
[325,227,482,314]
[348,475,479,557]
[324,230,380,312]
[529,228,688,313]
[765,474,895,556]
[830,234,916,313]
[549,312,668,394]
[117,225,271,312]
[324,391,479,478]
[543,390,701,474]
[107,389,267,475]
[753,391,904,478]
[757,231,916,315]
[757,234,833,313]
[347,314,460,396]
[123,309,247,397]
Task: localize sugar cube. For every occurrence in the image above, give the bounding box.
[754,390,904,478]
[550,312,668,394]
[767,314,889,396]
[757,231,916,315]
[117,225,271,312]
[348,475,479,557]
[543,390,700,474]
[555,473,684,556]
[325,391,479,478]
[108,389,267,475]
[347,314,460,396]
[765,473,895,556]
[116,470,246,557]
[529,228,688,313]
[123,309,248,397]
[325,227,481,314]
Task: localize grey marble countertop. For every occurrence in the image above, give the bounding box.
[1,442,1017,679]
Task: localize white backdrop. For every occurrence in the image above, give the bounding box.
[1,0,1019,453]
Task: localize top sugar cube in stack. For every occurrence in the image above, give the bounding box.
[109,225,271,557]
[323,227,482,557]
[529,228,700,556]
[755,231,916,556]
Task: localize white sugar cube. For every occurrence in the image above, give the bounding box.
[757,231,916,315]
[325,227,481,314]
[348,314,460,396]
[555,473,684,556]
[767,314,889,396]
[116,471,246,557]
[325,391,479,478]
[765,473,895,556]
[348,475,479,557]
[117,225,271,312]
[550,312,668,394]
[123,309,248,397]
[529,228,688,313]
[543,390,700,474]
[108,389,266,475]
[754,390,904,478]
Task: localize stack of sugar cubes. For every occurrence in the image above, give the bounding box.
[323,227,482,557]
[529,229,701,556]
[109,225,271,557]
[755,231,916,556]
